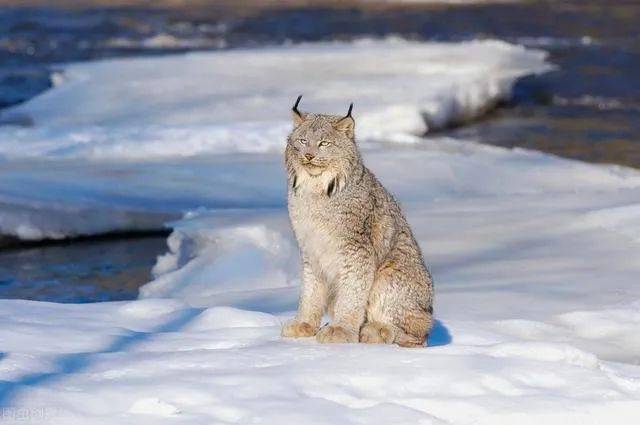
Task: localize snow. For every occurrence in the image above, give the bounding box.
[0,38,550,241]
[0,155,286,240]
[1,37,640,423]
[1,299,639,423]
[2,136,640,423]
[139,140,640,359]
[583,203,640,243]
[104,33,226,50]
[0,38,549,161]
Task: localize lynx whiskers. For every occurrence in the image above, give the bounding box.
[282,95,434,347]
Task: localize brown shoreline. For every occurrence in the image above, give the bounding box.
[0,0,525,10]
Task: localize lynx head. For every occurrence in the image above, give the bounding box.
[285,95,361,197]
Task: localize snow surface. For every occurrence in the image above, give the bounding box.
[2,137,640,424]
[140,140,640,364]
[1,38,640,423]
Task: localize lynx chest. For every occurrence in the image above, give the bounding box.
[288,193,347,284]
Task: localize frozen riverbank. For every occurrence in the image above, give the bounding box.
[0,38,549,241]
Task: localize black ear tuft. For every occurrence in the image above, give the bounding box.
[346,102,353,118]
[292,95,303,116]
[333,103,355,139]
[292,95,305,126]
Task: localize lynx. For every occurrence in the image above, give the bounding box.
[281,96,434,347]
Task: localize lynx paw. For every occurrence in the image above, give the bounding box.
[360,322,395,344]
[316,325,358,344]
[281,319,317,338]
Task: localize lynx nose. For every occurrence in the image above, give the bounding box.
[304,153,315,161]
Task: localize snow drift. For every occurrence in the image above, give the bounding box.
[0,39,549,160]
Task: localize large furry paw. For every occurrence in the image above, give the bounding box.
[396,334,426,348]
[281,319,318,338]
[316,325,358,344]
[359,322,395,344]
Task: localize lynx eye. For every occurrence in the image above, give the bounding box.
[318,140,331,147]
[298,138,308,145]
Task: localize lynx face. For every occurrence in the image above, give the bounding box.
[285,97,359,197]
[287,114,356,177]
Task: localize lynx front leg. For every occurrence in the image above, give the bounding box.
[316,257,374,344]
[282,261,326,338]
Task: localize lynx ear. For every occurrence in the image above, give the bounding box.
[334,103,355,139]
[292,95,305,126]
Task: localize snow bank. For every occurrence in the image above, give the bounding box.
[0,39,549,160]
[141,139,640,319]
[2,134,638,241]
[144,210,300,312]
[1,297,639,424]
[582,203,640,243]
[0,154,287,240]
[2,141,640,423]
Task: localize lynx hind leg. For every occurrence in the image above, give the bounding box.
[360,321,396,344]
[396,310,432,348]
[360,315,430,347]
[366,264,433,348]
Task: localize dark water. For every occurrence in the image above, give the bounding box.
[0,234,167,302]
[0,0,638,302]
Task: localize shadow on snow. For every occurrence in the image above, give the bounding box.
[428,320,452,347]
[0,307,205,408]
[0,311,451,407]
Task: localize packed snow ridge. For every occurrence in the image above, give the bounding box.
[0,38,550,160]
